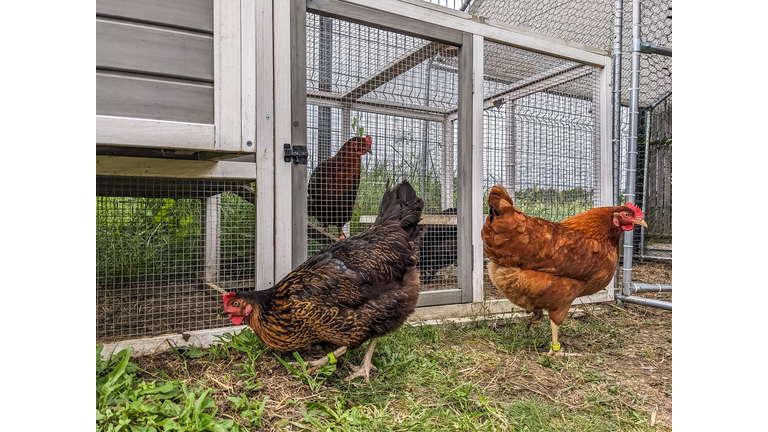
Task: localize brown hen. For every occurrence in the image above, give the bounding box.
[307,135,372,239]
[481,184,647,356]
[223,180,424,381]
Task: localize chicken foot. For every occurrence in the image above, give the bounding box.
[547,321,582,357]
[292,346,348,375]
[345,338,378,382]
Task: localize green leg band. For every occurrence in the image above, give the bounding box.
[551,342,561,351]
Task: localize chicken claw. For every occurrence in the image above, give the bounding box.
[345,338,378,382]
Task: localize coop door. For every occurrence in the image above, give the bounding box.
[304,13,465,306]
[480,40,604,300]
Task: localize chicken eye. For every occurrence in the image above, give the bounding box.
[623,212,628,217]
[232,300,239,307]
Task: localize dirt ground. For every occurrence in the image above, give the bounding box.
[129,260,672,430]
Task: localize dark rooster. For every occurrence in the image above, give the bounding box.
[417,208,458,284]
[223,180,424,381]
[482,184,647,356]
[308,135,372,239]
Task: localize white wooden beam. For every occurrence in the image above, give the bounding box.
[307,93,448,122]
[273,0,293,281]
[470,34,485,304]
[332,0,608,66]
[96,156,257,179]
[96,115,215,150]
[203,195,221,284]
[600,56,614,209]
[441,119,454,210]
[446,65,594,121]
[253,0,276,290]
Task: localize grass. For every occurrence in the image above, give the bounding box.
[98,299,672,431]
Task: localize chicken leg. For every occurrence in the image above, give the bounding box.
[292,346,348,375]
[547,320,582,357]
[345,338,379,382]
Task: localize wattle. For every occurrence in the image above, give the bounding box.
[621,224,635,231]
[230,315,244,325]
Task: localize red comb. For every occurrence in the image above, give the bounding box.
[365,135,372,145]
[222,292,235,303]
[625,202,643,219]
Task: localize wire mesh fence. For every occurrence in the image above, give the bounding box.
[481,40,603,299]
[305,13,461,291]
[96,176,257,342]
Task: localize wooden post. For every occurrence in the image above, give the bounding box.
[202,195,221,284]
[273,0,293,281]
[457,33,484,304]
[505,100,515,201]
[254,0,275,289]
[291,0,308,268]
[441,119,454,210]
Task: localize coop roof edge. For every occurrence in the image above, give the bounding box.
[324,0,608,66]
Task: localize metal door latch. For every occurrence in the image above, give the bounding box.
[284,144,308,164]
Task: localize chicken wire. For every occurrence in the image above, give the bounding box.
[305,13,461,291]
[96,176,257,342]
[480,40,603,299]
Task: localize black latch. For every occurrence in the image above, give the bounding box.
[284,144,308,164]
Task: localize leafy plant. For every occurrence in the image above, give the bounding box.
[275,352,336,392]
[228,394,269,428]
[96,345,236,432]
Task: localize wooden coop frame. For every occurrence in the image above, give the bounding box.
[97,0,617,356]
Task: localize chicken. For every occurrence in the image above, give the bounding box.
[481,184,647,356]
[223,180,424,381]
[417,208,457,284]
[308,135,372,239]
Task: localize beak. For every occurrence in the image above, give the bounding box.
[366,146,372,155]
[634,220,648,228]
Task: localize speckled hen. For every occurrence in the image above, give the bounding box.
[223,180,424,381]
[481,184,647,356]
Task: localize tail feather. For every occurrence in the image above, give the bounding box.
[375,180,425,245]
[487,184,514,215]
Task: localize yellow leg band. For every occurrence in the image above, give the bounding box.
[327,352,337,365]
[551,342,561,351]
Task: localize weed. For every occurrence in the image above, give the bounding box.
[275,352,337,392]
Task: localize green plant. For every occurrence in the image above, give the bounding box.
[96,345,236,432]
[275,352,336,392]
[228,393,269,428]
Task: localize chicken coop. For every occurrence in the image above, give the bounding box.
[96,0,671,351]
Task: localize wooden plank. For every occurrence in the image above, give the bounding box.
[446,65,593,121]
[358,214,489,225]
[96,0,213,33]
[330,0,607,66]
[416,289,462,308]
[291,0,309,268]
[307,94,447,122]
[442,119,455,210]
[96,18,213,81]
[97,72,213,124]
[341,42,441,101]
[96,115,215,150]
[214,0,243,151]
[306,0,463,46]
[254,0,275,290]
[203,195,221,284]
[456,32,473,304]
[96,156,257,179]
[96,176,250,198]
[470,34,485,304]
[599,56,614,207]
[273,0,294,281]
